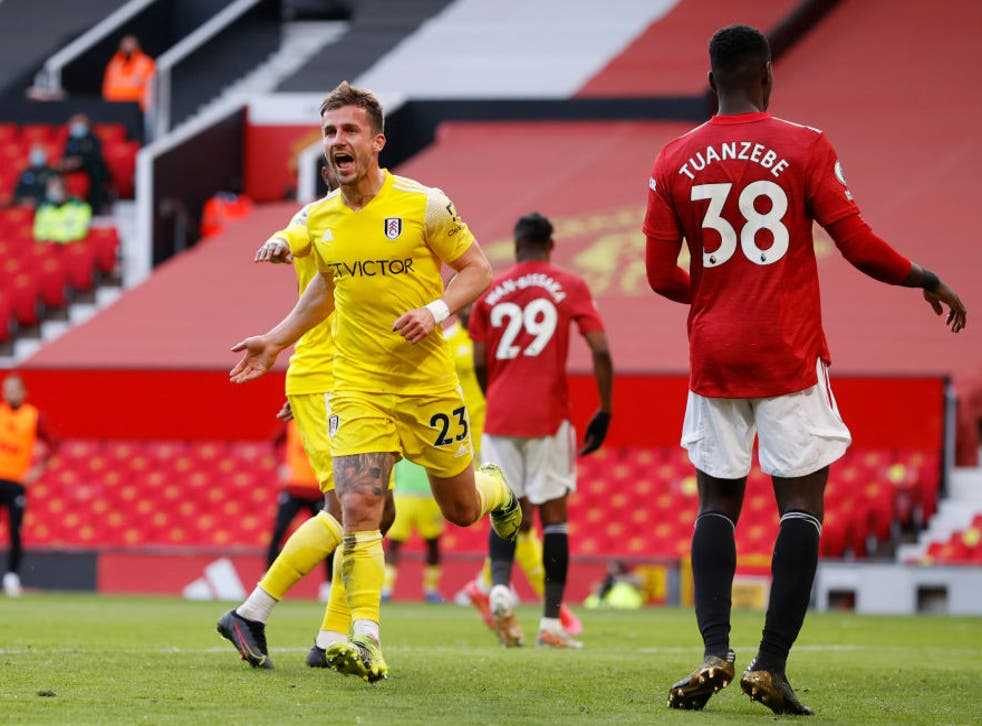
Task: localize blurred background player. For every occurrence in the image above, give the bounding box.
[385,308,487,604]
[0,374,57,597]
[454,300,576,637]
[267,418,332,602]
[468,212,614,649]
[645,24,966,715]
[383,459,445,603]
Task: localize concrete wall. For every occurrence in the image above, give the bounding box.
[816,562,982,615]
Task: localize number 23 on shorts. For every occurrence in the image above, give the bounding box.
[430,407,469,447]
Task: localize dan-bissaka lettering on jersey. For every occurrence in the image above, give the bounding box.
[326,258,415,278]
[485,272,568,306]
[677,141,790,180]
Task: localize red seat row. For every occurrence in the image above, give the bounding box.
[0,441,940,559]
[0,208,119,341]
[912,514,982,565]
[0,123,138,202]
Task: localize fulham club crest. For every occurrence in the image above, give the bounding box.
[384,217,402,240]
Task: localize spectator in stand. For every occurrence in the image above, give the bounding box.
[33,176,92,243]
[200,188,254,239]
[14,145,57,208]
[59,114,110,213]
[102,35,155,111]
[1,374,57,597]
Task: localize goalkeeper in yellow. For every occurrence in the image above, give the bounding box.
[218,164,396,671]
[229,81,520,683]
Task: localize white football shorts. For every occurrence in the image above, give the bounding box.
[681,359,852,479]
[481,420,576,505]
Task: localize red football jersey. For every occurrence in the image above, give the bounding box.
[469,260,604,437]
[644,112,860,398]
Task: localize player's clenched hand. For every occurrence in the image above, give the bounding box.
[393,307,436,344]
[923,282,966,333]
[276,400,293,421]
[255,236,292,264]
[579,410,611,456]
[230,335,282,383]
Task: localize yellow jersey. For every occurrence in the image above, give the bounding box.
[306,170,475,395]
[274,203,335,396]
[445,320,485,442]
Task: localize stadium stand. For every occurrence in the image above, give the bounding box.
[577,0,797,96]
[350,0,677,98]
[0,121,138,205]
[0,0,125,99]
[277,0,453,93]
[0,442,938,566]
[4,0,979,609]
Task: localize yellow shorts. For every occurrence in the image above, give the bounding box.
[389,494,445,541]
[288,393,334,493]
[328,389,474,479]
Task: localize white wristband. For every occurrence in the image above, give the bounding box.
[425,299,450,325]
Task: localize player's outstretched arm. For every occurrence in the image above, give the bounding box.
[230,272,335,383]
[580,330,613,456]
[393,243,492,344]
[826,216,966,332]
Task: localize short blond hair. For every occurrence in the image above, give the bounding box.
[319,81,384,133]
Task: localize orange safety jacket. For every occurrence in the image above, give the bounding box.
[103,51,156,110]
[0,402,38,483]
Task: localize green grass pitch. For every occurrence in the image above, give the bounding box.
[1,594,981,724]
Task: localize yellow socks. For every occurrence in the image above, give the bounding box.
[320,546,352,642]
[383,564,397,597]
[516,529,545,597]
[258,511,342,600]
[423,564,441,594]
[341,530,385,625]
[475,467,511,516]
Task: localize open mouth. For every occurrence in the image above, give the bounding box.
[333,151,354,174]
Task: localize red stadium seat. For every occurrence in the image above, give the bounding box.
[104,140,138,198]
[94,123,127,144]
[20,124,53,144]
[59,241,95,291]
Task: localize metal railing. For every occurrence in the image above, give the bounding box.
[32,0,159,96]
[147,0,264,140]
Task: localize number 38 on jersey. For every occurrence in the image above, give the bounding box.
[692,179,789,267]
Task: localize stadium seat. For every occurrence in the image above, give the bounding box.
[19,443,944,555]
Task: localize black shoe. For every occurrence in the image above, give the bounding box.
[740,659,813,715]
[667,649,736,710]
[216,610,272,669]
[306,644,335,669]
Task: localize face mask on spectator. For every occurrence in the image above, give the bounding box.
[70,122,88,138]
[29,149,47,167]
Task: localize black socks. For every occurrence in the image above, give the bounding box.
[757,510,822,673]
[692,511,737,659]
[542,523,569,619]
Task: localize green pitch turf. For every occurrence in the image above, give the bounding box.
[1,594,980,724]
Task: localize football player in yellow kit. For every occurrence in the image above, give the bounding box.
[229,81,519,682]
[218,164,397,670]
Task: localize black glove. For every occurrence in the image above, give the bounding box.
[579,410,611,456]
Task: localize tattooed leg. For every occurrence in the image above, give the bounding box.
[334,452,394,532]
